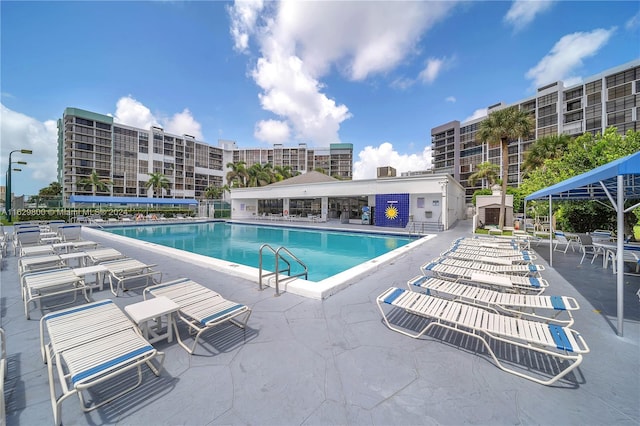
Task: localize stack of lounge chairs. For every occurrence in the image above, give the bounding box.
[6,220,253,424]
[376,236,590,386]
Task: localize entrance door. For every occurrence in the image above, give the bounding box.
[485,208,500,225]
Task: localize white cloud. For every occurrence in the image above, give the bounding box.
[0,104,58,194]
[352,142,433,180]
[418,57,452,84]
[228,1,458,146]
[113,96,158,129]
[164,108,203,140]
[254,119,290,143]
[504,0,554,32]
[626,11,640,31]
[228,0,265,53]
[114,96,203,139]
[445,96,456,103]
[464,108,488,122]
[525,28,615,88]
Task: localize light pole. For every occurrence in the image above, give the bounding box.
[6,149,32,222]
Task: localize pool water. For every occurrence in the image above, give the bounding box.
[106,222,415,281]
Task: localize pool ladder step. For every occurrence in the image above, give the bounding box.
[258,244,308,296]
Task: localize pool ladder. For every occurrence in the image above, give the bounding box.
[258,244,308,296]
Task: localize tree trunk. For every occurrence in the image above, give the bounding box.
[499,138,508,230]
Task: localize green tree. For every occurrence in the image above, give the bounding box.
[226,161,248,188]
[145,172,170,197]
[78,170,113,196]
[477,106,534,230]
[273,165,295,181]
[204,184,229,199]
[247,163,274,187]
[468,161,500,187]
[522,134,572,173]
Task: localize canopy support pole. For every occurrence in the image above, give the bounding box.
[549,194,553,266]
[616,174,624,336]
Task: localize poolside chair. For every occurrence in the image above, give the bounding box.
[553,231,575,254]
[408,275,579,326]
[83,247,126,264]
[144,278,252,354]
[14,228,42,255]
[0,328,6,426]
[376,287,589,385]
[22,267,90,319]
[420,260,548,294]
[57,224,83,242]
[574,234,597,264]
[441,249,535,265]
[424,257,545,277]
[39,299,165,425]
[101,257,162,296]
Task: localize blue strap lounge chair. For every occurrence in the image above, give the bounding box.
[39,300,165,425]
[376,287,589,386]
[144,278,252,354]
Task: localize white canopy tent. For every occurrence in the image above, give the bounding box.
[525,150,640,336]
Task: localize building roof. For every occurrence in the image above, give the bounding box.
[269,171,339,186]
[69,195,198,205]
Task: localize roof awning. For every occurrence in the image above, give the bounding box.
[523,150,640,337]
[69,195,198,205]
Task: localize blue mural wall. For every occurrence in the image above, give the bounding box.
[375,193,410,228]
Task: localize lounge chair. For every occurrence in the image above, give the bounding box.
[14,229,42,255]
[101,258,162,296]
[57,224,83,242]
[22,267,91,319]
[441,249,535,265]
[0,328,5,425]
[408,275,579,326]
[39,300,165,425]
[553,231,575,254]
[83,247,126,264]
[144,278,252,354]
[574,234,597,264]
[376,287,589,385]
[420,260,548,294]
[423,257,545,277]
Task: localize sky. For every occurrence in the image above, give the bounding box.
[1,0,639,196]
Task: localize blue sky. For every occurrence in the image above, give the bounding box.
[1,0,639,196]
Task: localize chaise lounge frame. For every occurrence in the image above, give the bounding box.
[376,287,589,386]
[144,278,252,354]
[40,299,165,425]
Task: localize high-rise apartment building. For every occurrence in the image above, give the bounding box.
[431,60,640,202]
[57,108,353,202]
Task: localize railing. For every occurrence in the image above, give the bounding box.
[406,221,444,236]
[258,244,308,296]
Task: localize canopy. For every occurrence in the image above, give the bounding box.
[69,195,198,205]
[525,150,640,337]
[525,151,640,202]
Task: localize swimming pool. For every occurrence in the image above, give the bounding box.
[105,222,416,282]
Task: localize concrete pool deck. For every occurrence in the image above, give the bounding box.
[1,219,638,425]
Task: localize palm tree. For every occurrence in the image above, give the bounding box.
[145,172,170,198]
[77,170,113,196]
[204,184,230,200]
[226,161,248,188]
[247,163,274,187]
[477,106,534,230]
[273,165,295,182]
[468,161,500,187]
[522,134,572,173]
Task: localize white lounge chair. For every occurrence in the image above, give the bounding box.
[553,231,575,254]
[21,267,90,319]
[441,249,535,265]
[101,258,162,296]
[420,261,548,294]
[14,229,42,255]
[144,278,252,354]
[376,287,589,385]
[424,257,545,277]
[57,224,83,242]
[39,299,165,425]
[408,275,579,326]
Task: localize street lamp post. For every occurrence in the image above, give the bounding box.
[6,149,32,222]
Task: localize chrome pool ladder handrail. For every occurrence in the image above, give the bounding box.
[259,244,308,296]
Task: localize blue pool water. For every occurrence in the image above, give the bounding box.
[106,222,415,281]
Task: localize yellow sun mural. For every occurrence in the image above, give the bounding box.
[385,205,399,220]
